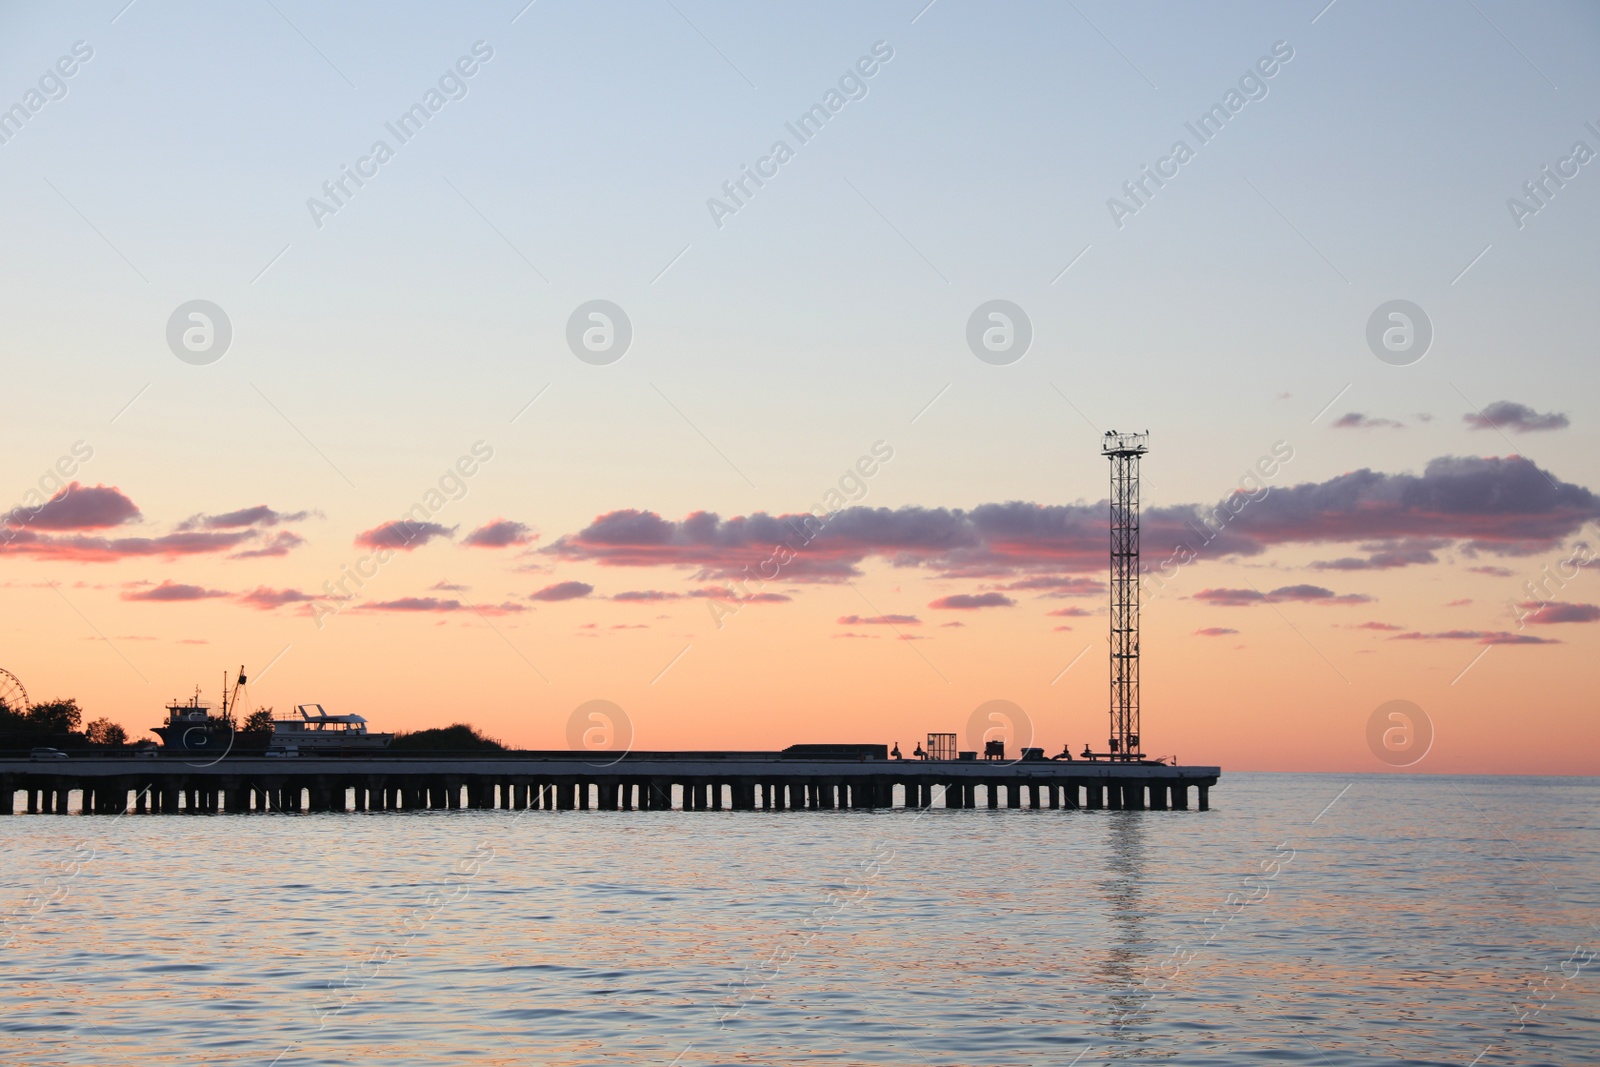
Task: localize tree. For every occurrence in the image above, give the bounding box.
[241,706,276,739]
[27,698,82,734]
[85,718,128,747]
[389,723,506,752]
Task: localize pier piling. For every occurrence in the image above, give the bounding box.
[1,757,1218,816]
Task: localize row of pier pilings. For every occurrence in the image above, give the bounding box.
[0,773,1210,814]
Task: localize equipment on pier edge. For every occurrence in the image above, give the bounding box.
[1102,430,1149,762]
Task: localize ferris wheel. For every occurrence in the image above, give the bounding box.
[0,668,28,714]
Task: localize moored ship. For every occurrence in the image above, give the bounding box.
[269,704,393,755]
[151,667,247,752]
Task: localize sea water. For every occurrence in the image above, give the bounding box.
[2,773,1596,1066]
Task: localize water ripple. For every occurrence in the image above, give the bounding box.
[1,774,1596,1065]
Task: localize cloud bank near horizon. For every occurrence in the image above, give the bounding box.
[541,456,1600,585]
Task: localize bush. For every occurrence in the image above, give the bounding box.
[389,723,506,752]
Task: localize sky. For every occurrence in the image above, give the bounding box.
[1,0,1597,774]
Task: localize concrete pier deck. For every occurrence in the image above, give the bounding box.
[1,753,1220,814]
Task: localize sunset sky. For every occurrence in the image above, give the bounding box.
[2,1,1597,774]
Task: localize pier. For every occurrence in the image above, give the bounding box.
[0,753,1218,814]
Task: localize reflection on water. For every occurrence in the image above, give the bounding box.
[1,774,1597,1066]
[1096,811,1155,1045]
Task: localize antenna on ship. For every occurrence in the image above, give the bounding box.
[1102,430,1149,763]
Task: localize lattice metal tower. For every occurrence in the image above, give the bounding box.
[1102,431,1148,761]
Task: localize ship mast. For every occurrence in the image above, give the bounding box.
[220,665,247,725]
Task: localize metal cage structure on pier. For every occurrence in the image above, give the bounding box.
[1102,431,1148,761]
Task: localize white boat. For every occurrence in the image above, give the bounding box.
[269,704,393,754]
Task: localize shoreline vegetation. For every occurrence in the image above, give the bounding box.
[0,697,505,757]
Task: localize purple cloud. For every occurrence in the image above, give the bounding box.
[1194,585,1372,607]
[1519,601,1600,624]
[179,505,312,530]
[1393,629,1560,645]
[1332,413,1404,430]
[541,456,1600,583]
[929,592,1015,610]
[7,483,140,530]
[122,580,229,602]
[231,531,306,559]
[462,519,534,548]
[237,586,315,610]
[355,520,456,551]
[1464,401,1568,434]
[530,581,594,602]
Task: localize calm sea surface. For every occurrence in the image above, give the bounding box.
[2,773,1596,1066]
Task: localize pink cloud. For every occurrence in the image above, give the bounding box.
[462,519,534,548]
[355,520,456,551]
[122,580,229,602]
[530,581,594,602]
[929,592,1015,610]
[1391,629,1560,645]
[6,483,139,530]
[1,488,310,563]
[178,505,312,530]
[1046,606,1091,617]
[837,614,920,626]
[355,597,526,615]
[687,587,792,603]
[231,531,306,559]
[1518,601,1600,624]
[540,456,1599,582]
[2,529,259,562]
[1352,621,1406,631]
[237,587,315,610]
[1194,627,1239,636]
[1194,585,1372,607]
